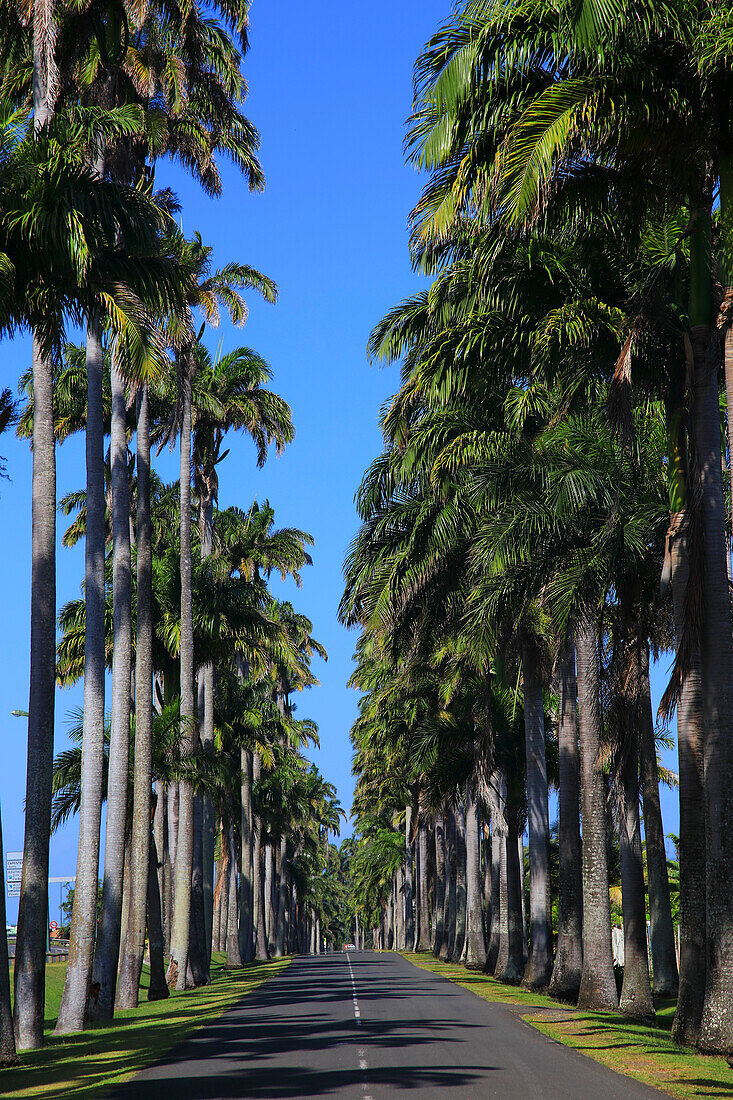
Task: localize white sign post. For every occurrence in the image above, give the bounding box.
[6,852,22,899]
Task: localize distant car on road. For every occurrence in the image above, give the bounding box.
[344,943,356,951]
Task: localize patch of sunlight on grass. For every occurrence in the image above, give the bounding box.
[403,952,733,1100]
[2,956,290,1099]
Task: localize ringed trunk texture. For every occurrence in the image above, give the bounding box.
[487,822,502,974]
[619,741,655,1022]
[549,640,583,1002]
[690,323,733,1055]
[440,811,456,961]
[55,322,107,1036]
[90,361,132,1021]
[117,382,154,1007]
[225,828,243,968]
[200,499,215,960]
[239,750,254,962]
[404,804,415,951]
[670,515,707,1046]
[167,365,195,992]
[416,820,431,951]
[432,812,445,957]
[464,780,487,970]
[452,803,467,962]
[521,643,552,989]
[146,832,169,1001]
[495,816,524,985]
[14,338,56,1051]
[576,620,618,1012]
[638,648,678,998]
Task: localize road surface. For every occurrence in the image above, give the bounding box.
[118,950,665,1099]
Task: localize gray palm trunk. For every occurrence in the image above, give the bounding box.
[669,517,707,1046]
[14,337,56,1051]
[0,804,17,1063]
[216,823,231,953]
[452,802,467,962]
[188,777,209,985]
[239,750,254,961]
[440,811,455,961]
[464,779,487,970]
[487,819,502,974]
[55,322,107,1035]
[154,787,168,956]
[199,498,216,959]
[273,835,288,958]
[394,867,405,951]
[495,812,524,985]
[117,381,155,1007]
[90,361,131,1021]
[549,641,583,1001]
[576,619,618,1012]
[618,740,654,1021]
[167,362,196,991]
[416,820,431,950]
[264,844,274,951]
[225,827,243,967]
[404,804,415,951]
[689,325,733,1055]
[432,812,445,956]
[253,756,268,960]
[521,643,553,989]
[14,7,57,1054]
[638,647,678,998]
[146,831,169,1000]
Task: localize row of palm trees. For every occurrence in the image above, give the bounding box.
[0,0,339,1066]
[341,0,733,1060]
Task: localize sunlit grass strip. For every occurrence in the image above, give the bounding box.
[403,952,733,1100]
[2,955,291,1099]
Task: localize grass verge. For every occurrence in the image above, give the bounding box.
[402,952,733,1099]
[3,954,291,1099]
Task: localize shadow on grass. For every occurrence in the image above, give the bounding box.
[1,959,289,1099]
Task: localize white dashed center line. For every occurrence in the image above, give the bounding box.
[346,953,373,1100]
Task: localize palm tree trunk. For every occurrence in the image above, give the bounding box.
[439,811,454,960]
[521,642,553,989]
[394,866,405,951]
[619,738,654,1021]
[188,775,209,985]
[253,758,268,961]
[549,639,583,1002]
[216,821,231,954]
[225,828,243,968]
[200,498,215,960]
[14,336,56,1051]
[0,804,17,1064]
[273,835,288,958]
[576,619,618,1011]
[495,813,523,985]
[56,320,107,1036]
[638,646,678,997]
[432,812,445,956]
[116,385,154,1013]
[153,782,168,955]
[264,843,274,953]
[487,817,502,974]
[689,311,733,1053]
[146,832,169,1001]
[669,513,707,1046]
[239,750,254,962]
[404,804,415,951]
[416,820,431,951]
[167,361,195,992]
[90,361,132,1021]
[452,802,467,962]
[464,779,487,970]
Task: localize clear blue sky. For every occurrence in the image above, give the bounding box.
[0,0,680,923]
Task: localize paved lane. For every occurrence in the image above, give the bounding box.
[118,951,665,1099]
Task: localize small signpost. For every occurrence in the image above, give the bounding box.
[6,851,22,899]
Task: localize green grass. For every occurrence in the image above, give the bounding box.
[403,953,733,1099]
[3,953,290,1098]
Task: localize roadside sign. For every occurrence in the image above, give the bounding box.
[6,852,22,898]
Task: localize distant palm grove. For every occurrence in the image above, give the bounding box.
[341,0,733,1063]
[0,0,348,1067]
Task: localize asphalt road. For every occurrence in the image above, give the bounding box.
[117,951,666,1099]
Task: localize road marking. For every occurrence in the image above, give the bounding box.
[346,953,373,1100]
